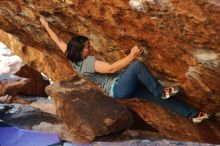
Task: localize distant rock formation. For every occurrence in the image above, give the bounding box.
[0,43,49,96]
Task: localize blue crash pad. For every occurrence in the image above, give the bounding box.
[0,122,61,146]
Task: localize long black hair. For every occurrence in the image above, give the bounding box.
[65,35,89,63]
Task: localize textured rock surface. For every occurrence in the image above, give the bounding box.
[63,0,220,111]
[0,0,219,110]
[15,64,50,96]
[120,99,220,144]
[0,0,220,144]
[0,74,30,97]
[46,79,133,142]
[0,29,75,82]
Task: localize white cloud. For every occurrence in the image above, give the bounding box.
[0,41,24,74]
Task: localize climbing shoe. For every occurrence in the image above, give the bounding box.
[161,86,181,99]
[192,112,215,123]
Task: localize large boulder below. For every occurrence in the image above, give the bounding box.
[45,79,133,142]
[15,64,50,96]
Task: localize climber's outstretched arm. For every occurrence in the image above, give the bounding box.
[94,45,141,73]
[39,16,67,53]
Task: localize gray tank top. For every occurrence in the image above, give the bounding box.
[71,56,118,94]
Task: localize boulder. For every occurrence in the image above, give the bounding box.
[45,79,133,142]
[15,64,50,96]
[121,99,220,144]
[0,73,32,104]
[0,74,30,97]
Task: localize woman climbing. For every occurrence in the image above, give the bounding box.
[39,16,213,123]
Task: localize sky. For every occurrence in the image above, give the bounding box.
[0,41,24,74]
[0,41,6,49]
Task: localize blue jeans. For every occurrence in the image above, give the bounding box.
[113,60,198,118]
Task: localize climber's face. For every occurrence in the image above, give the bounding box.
[81,41,92,59]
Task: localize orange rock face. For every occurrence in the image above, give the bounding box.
[71,0,220,111]
[0,0,220,144]
[0,0,219,110]
[15,64,50,96]
[46,79,133,142]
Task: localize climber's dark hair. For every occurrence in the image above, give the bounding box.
[65,35,89,63]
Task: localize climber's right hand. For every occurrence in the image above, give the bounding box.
[129,45,142,58]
